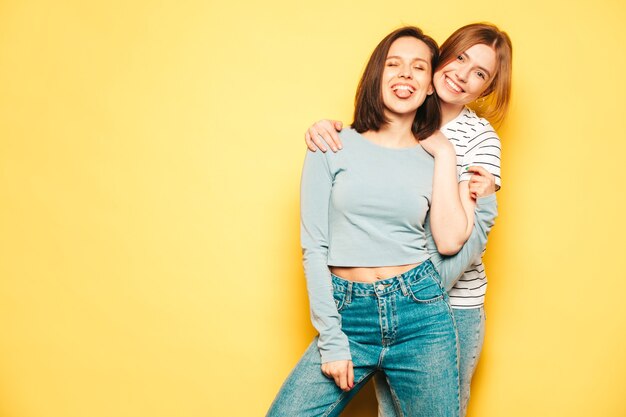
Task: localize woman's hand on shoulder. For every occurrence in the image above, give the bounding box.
[419,130,454,157]
[321,359,354,391]
[305,120,344,152]
[467,166,496,199]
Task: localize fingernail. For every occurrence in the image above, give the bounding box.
[331,147,336,152]
[464,167,469,171]
[338,145,343,150]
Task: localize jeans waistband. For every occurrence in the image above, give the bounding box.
[331,259,436,297]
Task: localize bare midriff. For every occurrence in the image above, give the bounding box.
[330,262,421,283]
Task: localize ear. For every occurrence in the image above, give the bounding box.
[427,83,434,96]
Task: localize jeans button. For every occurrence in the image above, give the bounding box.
[377,284,385,291]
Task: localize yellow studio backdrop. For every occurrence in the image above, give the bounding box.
[1,0,625,416]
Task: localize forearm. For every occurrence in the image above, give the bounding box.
[460,181,476,241]
[430,149,469,255]
[302,251,351,362]
[428,193,498,290]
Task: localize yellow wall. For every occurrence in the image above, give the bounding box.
[1,0,625,416]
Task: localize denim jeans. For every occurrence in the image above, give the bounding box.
[267,260,460,417]
[375,306,486,417]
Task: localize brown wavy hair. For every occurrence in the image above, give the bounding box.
[352,26,441,140]
[438,23,513,125]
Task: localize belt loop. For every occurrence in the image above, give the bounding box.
[398,275,409,296]
[346,281,353,304]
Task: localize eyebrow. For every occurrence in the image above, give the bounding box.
[462,52,492,79]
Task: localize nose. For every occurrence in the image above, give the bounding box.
[455,65,469,83]
[398,63,413,79]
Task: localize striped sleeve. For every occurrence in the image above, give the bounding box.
[458,120,502,189]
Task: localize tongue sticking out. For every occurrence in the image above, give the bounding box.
[394,88,412,99]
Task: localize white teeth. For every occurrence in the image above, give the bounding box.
[393,85,415,93]
[445,77,462,93]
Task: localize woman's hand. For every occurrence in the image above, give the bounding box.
[321,359,354,391]
[467,166,496,199]
[419,130,455,158]
[305,120,344,152]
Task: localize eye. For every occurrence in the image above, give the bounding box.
[457,55,464,62]
[386,61,399,67]
[476,71,486,80]
[413,65,424,71]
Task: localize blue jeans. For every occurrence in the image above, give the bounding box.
[375,306,486,417]
[267,260,460,417]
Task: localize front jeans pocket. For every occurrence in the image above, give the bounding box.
[407,273,445,304]
[333,289,347,312]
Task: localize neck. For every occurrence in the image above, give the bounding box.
[365,113,417,148]
[440,101,465,126]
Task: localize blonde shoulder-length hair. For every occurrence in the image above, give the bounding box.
[438,23,513,125]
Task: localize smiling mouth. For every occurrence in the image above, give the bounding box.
[445,76,464,93]
[392,84,415,98]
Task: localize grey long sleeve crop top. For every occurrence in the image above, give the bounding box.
[300,128,497,362]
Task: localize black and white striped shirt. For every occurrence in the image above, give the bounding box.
[443,107,501,309]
